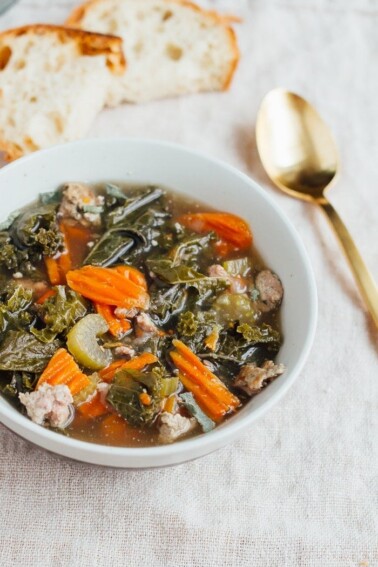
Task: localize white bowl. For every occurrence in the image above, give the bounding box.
[0,138,317,468]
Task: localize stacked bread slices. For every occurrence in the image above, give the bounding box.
[0,0,240,162]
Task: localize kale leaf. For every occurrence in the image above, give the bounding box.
[0,331,60,372]
[0,285,34,333]
[105,186,165,228]
[149,284,188,326]
[11,204,63,258]
[31,286,87,343]
[107,367,178,427]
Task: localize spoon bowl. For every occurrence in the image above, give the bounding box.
[256,88,378,328]
[256,89,338,202]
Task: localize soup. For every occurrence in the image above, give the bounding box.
[0,182,285,446]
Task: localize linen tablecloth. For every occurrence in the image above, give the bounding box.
[0,1,377,565]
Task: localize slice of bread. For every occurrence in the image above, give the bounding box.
[66,0,239,105]
[0,25,125,162]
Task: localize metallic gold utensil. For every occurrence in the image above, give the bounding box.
[256,88,378,328]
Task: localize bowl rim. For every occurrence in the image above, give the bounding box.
[0,137,318,463]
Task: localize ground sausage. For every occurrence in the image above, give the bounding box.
[234,360,285,396]
[59,182,103,226]
[19,383,74,428]
[158,412,197,444]
[255,270,283,312]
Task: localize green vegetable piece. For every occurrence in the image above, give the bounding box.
[159,375,179,398]
[169,232,214,266]
[106,186,164,227]
[180,392,215,433]
[0,285,34,332]
[84,227,145,267]
[147,259,228,301]
[214,293,255,325]
[0,210,21,231]
[39,188,62,205]
[223,258,251,277]
[81,205,104,214]
[149,284,188,326]
[236,323,281,345]
[1,371,36,400]
[105,183,128,201]
[177,311,198,337]
[0,331,60,372]
[11,204,63,257]
[107,366,178,426]
[74,373,100,405]
[31,286,87,343]
[67,314,112,370]
[0,232,31,273]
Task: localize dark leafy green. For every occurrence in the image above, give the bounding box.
[0,285,34,332]
[39,188,62,205]
[11,204,63,257]
[0,371,36,400]
[84,227,146,267]
[107,366,178,426]
[106,186,164,227]
[236,323,281,344]
[0,331,60,372]
[149,284,188,326]
[0,210,21,231]
[147,258,228,307]
[31,286,87,343]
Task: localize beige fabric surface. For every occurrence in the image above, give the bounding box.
[0,1,377,566]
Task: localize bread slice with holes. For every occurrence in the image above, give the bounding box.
[66,0,239,105]
[0,25,125,161]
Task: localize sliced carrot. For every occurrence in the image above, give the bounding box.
[113,265,148,290]
[163,395,177,414]
[37,348,91,395]
[36,289,57,305]
[61,222,92,245]
[100,414,129,443]
[139,392,152,406]
[78,392,109,419]
[95,303,131,338]
[178,212,252,255]
[178,370,227,422]
[170,339,240,421]
[99,353,158,383]
[66,265,149,309]
[45,257,63,285]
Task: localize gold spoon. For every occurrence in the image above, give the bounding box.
[256,88,378,328]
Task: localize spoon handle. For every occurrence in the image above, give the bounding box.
[320,200,378,328]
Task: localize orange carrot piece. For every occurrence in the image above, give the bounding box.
[66,373,91,396]
[36,289,56,305]
[37,348,90,396]
[78,392,109,419]
[66,266,149,308]
[178,212,252,254]
[100,414,129,443]
[99,353,158,383]
[170,340,240,419]
[163,395,177,414]
[139,392,152,406]
[113,265,148,290]
[178,371,227,422]
[45,257,63,285]
[61,222,92,245]
[95,303,131,337]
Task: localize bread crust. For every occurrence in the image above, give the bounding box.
[0,24,127,162]
[0,24,126,75]
[66,0,239,89]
